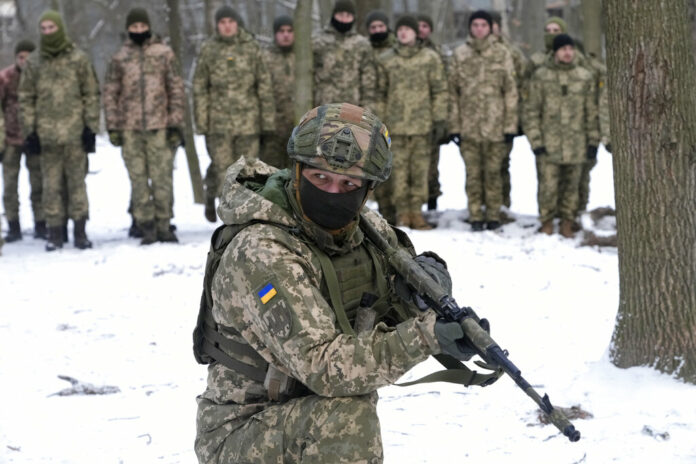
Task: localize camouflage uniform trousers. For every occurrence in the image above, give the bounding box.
[41,142,89,227]
[391,135,430,217]
[537,158,583,223]
[460,140,507,222]
[259,133,291,170]
[427,141,442,204]
[204,134,259,201]
[577,157,597,214]
[195,392,382,463]
[2,144,43,222]
[122,130,173,231]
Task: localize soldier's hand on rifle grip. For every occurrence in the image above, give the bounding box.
[435,320,476,361]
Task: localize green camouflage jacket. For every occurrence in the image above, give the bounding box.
[523,57,599,164]
[261,45,295,139]
[368,31,396,55]
[497,35,527,91]
[376,44,448,135]
[18,45,100,145]
[449,35,518,142]
[193,29,275,135]
[103,36,185,131]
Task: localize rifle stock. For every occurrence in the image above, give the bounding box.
[360,216,581,442]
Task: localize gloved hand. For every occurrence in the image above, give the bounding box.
[167,127,184,150]
[394,251,452,310]
[431,121,449,145]
[586,145,598,160]
[448,133,461,146]
[435,316,491,361]
[533,146,546,157]
[108,130,122,147]
[504,133,516,144]
[24,132,41,155]
[82,127,96,153]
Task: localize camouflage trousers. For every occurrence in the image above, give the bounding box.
[578,157,597,214]
[41,142,89,227]
[260,133,292,170]
[374,174,396,224]
[460,140,507,222]
[427,141,442,203]
[122,130,174,226]
[2,144,43,222]
[205,134,259,201]
[390,135,430,216]
[195,392,382,463]
[537,159,583,223]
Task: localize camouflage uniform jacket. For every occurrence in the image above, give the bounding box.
[369,31,396,55]
[312,27,377,110]
[18,45,100,145]
[103,36,185,131]
[523,57,599,164]
[376,44,448,135]
[448,35,518,142]
[193,29,275,135]
[497,35,527,91]
[0,65,24,146]
[261,45,295,138]
[421,37,451,71]
[199,158,439,412]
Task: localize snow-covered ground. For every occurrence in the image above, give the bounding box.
[1,136,694,463]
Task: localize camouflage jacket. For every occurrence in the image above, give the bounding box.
[368,31,396,55]
[523,57,599,164]
[261,45,295,139]
[0,65,23,146]
[449,35,518,142]
[497,35,527,91]
[103,36,185,131]
[376,44,448,135]
[199,158,439,411]
[18,45,100,145]
[312,27,377,111]
[421,37,451,71]
[193,29,275,135]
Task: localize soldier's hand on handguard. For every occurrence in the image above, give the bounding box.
[24,132,41,156]
[431,121,449,145]
[82,127,96,154]
[434,316,491,361]
[108,130,123,147]
[533,146,546,157]
[394,252,452,311]
[504,133,516,144]
[448,133,461,146]
[586,145,598,160]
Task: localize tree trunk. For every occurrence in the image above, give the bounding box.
[167,0,205,204]
[605,0,696,384]
[581,0,603,58]
[518,0,545,55]
[294,0,314,122]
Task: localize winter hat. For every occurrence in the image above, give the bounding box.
[553,33,575,53]
[333,0,356,15]
[546,16,568,33]
[38,10,71,56]
[417,13,433,30]
[273,15,293,34]
[126,7,150,28]
[14,39,36,55]
[215,6,241,24]
[395,14,418,34]
[468,10,493,29]
[366,10,389,28]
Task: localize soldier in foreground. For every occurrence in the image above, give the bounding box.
[18,10,100,251]
[194,103,476,462]
[103,8,184,244]
[1,39,45,242]
[194,6,275,222]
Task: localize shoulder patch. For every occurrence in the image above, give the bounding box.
[258,282,277,304]
[256,280,293,339]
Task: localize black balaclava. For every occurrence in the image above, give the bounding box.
[331,0,356,33]
[126,7,151,46]
[298,173,368,230]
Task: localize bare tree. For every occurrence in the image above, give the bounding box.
[581,0,602,57]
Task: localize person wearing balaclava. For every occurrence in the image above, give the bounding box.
[312,0,376,110]
[193,5,276,223]
[18,10,100,252]
[259,15,295,170]
[103,7,185,245]
[365,10,395,52]
[522,16,568,95]
[448,9,518,232]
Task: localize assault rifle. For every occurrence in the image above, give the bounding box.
[360,216,581,442]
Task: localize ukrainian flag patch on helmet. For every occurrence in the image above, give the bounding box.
[258,283,277,304]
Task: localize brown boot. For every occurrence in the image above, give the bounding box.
[396,213,411,228]
[410,212,433,230]
[560,219,575,238]
[538,220,553,235]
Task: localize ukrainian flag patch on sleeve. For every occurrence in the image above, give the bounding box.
[258,283,277,304]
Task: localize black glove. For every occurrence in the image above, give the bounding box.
[431,121,449,145]
[0,150,4,163]
[434,316,491,361]
[108,130,122,147]
[167,127,184,150]
[24,132,41,155]
[533,146,546,157]
[448,133,461,146]
[587,145,598,160]
[394,251,452,311]
[504,133,516,144]
[82,127,96,153]
[605,143,612,153]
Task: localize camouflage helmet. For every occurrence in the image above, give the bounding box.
[287,103,393,184]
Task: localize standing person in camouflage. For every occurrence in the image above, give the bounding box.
[1,39,45,242]
[312,0,376,110]
[194,103,478,463]
[522,17,568,95]
[103,8,184,245]
[193,6,275,223]
[18,10,100,251]
[523,35,599,238]
[448,10,518,231]
[376,15,448,230]
[260,15,295,170]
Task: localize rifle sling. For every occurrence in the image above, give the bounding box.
[396,354,503,388]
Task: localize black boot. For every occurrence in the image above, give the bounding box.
[140,221,157,245]
[128,216,143,238]
[34,220,47,239]
[73,218,93,249]
[471,221,485,232]
[427,198,438,211]
[45,226,63,251]
[157,219,178,243]
[486,221,501,231]
[4,220,22,242]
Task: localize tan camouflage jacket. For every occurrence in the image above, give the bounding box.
[523,57,599,164]
[193,29,275,135]
[376,44,448,135]
[199,158,439,411]
[0,65,24,146]
[261,45,295,139]
[18,45,100,145]
[103,36,185,131]
[497,35,527,91]
[449,35,518,143]
[312,27,377,111]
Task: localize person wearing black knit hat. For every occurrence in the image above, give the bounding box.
[468,9,493,30]
[365,10,394,49]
